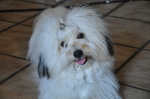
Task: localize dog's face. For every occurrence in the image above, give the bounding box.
[28,7,114,78]
[57,22,114,72]
[58,25,92,66]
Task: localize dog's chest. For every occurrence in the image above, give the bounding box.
[48,74,100,99]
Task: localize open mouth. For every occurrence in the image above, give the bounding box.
[75,57,87,65]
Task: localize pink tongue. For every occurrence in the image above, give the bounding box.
[76,58,86,65]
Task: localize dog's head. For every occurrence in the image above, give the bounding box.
[28,6,114,79]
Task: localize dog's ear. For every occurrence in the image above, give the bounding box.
[104,35,114,56]
[38,54,50,79]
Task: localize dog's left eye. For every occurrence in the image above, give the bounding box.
[77,33,84,39]
[61,41,64,47]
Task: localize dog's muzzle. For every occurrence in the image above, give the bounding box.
[74,50,87,65]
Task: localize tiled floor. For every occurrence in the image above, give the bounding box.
[0,0,150,99]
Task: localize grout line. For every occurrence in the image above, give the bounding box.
[114,43,150,52]
[143,49,150,52]
[114,40,150,74]
[18,13,40,23]
[0,17,32,27]
[0,13,39,33]
[114,43,140,49]
[0,63,30,85]
[0,19,17,24]
[120,82,150,92]
[101,1,127,19]
[0,52,26,60]
[108,15,150,23]
[0,23,18,33]
[0,8,45,13]
[0,23,26,33]
[19,24,32,27]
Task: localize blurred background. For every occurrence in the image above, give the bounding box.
[0,0,150,99]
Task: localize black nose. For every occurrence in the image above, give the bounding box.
[73,50,83,58]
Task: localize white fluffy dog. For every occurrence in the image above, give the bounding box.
[28,6,122,99]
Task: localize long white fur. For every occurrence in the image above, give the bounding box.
[28,6,122,99]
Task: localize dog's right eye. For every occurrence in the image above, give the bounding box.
[61,41,64,47]
[77,33,84,39]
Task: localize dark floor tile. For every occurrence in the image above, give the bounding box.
[110,1,150,22]
[114,44,137,69]
[0,25,32,58]
[117,51,150,91]
[104,17,150,48]
[0,11,40,23]
[0,65,38,99]
[0,20,15,31]
[0,54,28,81]
[92,2,121,14]
[144,44,150,50]
[120,84,150,99]
[0,0,49,10]
[22,16,37,26]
